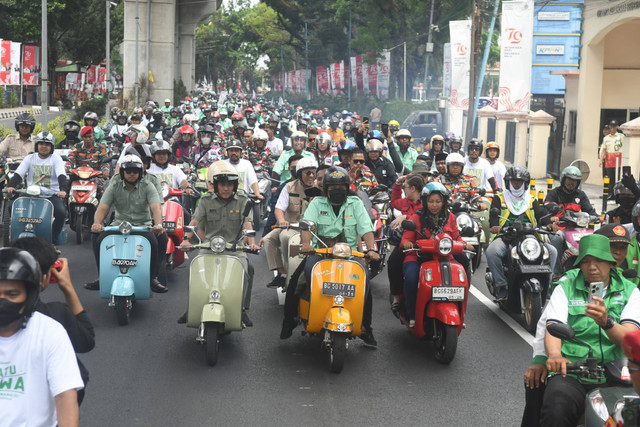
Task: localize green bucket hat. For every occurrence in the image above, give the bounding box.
[574,233,616,266]
[412,162,431,174]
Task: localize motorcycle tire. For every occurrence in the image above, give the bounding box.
[473,245,483,271]
[75,214,84,244]
[0,198,10,247]
[433,321,458,364]
[204,322,220,367]
[329,332,347,374]
[523,291,542,333]
[115,296,131,326]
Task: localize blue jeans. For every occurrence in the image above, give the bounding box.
[403,261,420,320]
[48,195,67,243]
[486,237,557,288]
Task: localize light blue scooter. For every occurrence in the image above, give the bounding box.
[7,185,67,244]
[99,221,152,325]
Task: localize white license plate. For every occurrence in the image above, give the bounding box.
[72,185,93,191]
[573,232,589,242]
[432,287,465,301]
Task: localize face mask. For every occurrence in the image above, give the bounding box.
[0,299,25,327]
[327,188,347,205]
[201,137,211,145]
[620,199,635,210]
[511,185,526,198]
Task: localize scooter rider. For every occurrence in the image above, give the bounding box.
[83,111,104,143]
[365,138,397,188]
[486,166,557,300]
[181,161,259,326]
[485,142,506,190]
[448,135,464,155]
[464,139,498,192]
[89,154,167,293]
[272,131,315,183]
[540,233,640,426]
[439,153,481,205]
[263,157,318,289]
[193,124,223,168]
[280,166,380,346]
[108,111,130,142]
[0,112,36,161]
[314,132,338,166]
[545,166,597,275]
[6,132,68,243]
[395,129,418,171]
[66,126,110,193]
[246,128,274,171]
[58,120,82,149]
[605,181,636,224]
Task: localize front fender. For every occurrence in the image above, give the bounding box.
[426,302,462,326]
[201,303,225,324]
[166,237,175,255]
[323,306,353,333]
[110,276,135,297]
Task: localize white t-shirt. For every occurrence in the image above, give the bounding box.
[109,123,129,138]
[226,159,257,193]
[147,163,187,189]
[275,185,291,212]
[15,153,66,192]
[464,156,495,191]
[266,137,283,156]
[0,312,84,427]
[489,160,507,189]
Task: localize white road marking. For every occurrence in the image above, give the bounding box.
[469,285,534,347]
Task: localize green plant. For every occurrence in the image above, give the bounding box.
[8,91,19,108]
[72,97,108,121]
[174,79,188,105]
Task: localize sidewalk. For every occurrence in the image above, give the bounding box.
[0,105,62,119]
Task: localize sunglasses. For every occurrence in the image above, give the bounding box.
[469,147,481,151]
[303,170,316,177]
[123,168,140,174]
[352,159,365,164]
[308,138,316,142]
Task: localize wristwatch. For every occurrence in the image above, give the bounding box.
[603,315,616,330]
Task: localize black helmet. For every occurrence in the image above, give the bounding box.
[504,165,531,191]
[226,139,243,150]
[322,166,350,195]
[199,124,215,136]
[633,200,640,232]
[63,120,81,135]
[15,113,36,133]
[467,138,483,155]
[34,132,56,154]
[614,181,635,203]
[235,120,248,130]
[116,110,128,123]
[83,111,99,126]
[125,143,152,166]
[170,107,179,116]
[329,116,340,125]
[0,247,42,328]
[247,112,258,122]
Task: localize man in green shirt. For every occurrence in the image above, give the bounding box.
[88,154,167,293]
[181,161,259,326]
[395,129,418,171]
[280,166,380,346]
[272,131,315,183]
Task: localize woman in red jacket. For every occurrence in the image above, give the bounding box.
[400,182,471,326]
[388,174,425,316]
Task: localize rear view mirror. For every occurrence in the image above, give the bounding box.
[401,220,417,231]
[546,323,575,341]
[490,208,501,216]
[243,199,254,217]
[299,220,315,231]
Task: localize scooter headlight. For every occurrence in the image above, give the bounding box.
[457,214,473,231]
[332,243,352,259]
[438,238,453,255]
[26,185,41,196]
[520,237,542,261]
[575,212,590,228]
[119,221,132,235]
[210,236,226,253]
[589,391,608,421]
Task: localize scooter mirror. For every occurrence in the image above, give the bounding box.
[545,202,560,215]
[546,323,576,341]
[490,208,501,217]
[460,226,475,237]
[242,229,256,238]
[242,200,254,217]
[401,220,417,231]
[299,220,315,231]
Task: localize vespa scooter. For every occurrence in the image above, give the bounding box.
[161,183,186,270]
[400,220,469,364]
[5,185,67,244]
[68,166,103,244]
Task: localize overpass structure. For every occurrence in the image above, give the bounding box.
[122,0,222,104]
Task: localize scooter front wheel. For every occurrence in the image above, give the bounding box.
[204,322,220,367]
[115,296,131,326]
[433,321,457,364]
[523,291,542,333]
[75,213,84,244]
[329,332,347,374]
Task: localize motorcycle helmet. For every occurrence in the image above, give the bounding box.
[116,110,129,124]
[179,125,195,136]
[151,140,172,156]
[231,112,244,121]
[63,120,81,136]
[207,160,239,194]
[445,152,465,171]
[485,142,500,159]
[613,181,635,204]
[467,138,483,155]
[0,247,42,328]
[291,131,307,145]
[504,165,531,191]
[295,157,318,179]
[253,129,268,144]
[388,119,400,129]
[369,130,383,140]
[316,132,332,147]
[110,107,119,118]
[366,139,384,154]
[170,107,180,116]
[125,143,152,166]
[421,182,450,209]
[448,135,463,150]
[219,108,228,116]
[198,124,216,145]
[396,129,412,140]
[329,116,340,126]
[560,166,582,188]
[633,199,640,232]
[34,131,56,154]
[14,112,36,133]
[246,112,258,123]
[226,138,243,150]
[119,154,144,182]
[322,166,350,195]
[83,111,99,127]
[127,124,149,144]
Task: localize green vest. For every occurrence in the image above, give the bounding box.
[557,268,636,364]
[490,193,537,242]
[625,235,640,285]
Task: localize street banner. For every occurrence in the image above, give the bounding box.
[98,66,106,92]
[291,70,297,93]
[316,66,329,93]
[367,62,378,96]
[332,62,342,92]
[22,45,39,86]
[9,42,20,85]
[443,42,451,97]
[329,63,336,94]
[377,50,391,99]
[498,0,534,112]
[449,20,472,109]
[356,55,364,92]
[87,65,96,83]
[0,40,9,85]
[362,59,369,94]
[350,57,357,90]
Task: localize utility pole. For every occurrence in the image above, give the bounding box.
[465,0,482,143]
[305,23,309,101]
[423,0,435,100]
[280,45,285,100]
[41,0,48,127]
[403,41,407,101]
[471,0,500,137]
[347,0,352,109]
[106,0,110,94]
[134,0,139,107]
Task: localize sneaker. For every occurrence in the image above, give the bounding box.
[359,327,377,348]
[242,310,253,327]
[267,275,286,289]
[280,317,297,339]
[177,312,187,324]
[409,320,415,328]
[496,286,508,301]
[84,279,99,291]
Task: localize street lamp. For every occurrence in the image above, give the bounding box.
[106,1,117,94]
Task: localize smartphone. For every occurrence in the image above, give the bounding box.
[381,123,389,137]
[49,259,63,283]
[623,166,631,177]
[363,117,369,124]
[589,281,605,303]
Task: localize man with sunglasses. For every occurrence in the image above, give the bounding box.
[464,139,498,192]
[349,148,378,192]
[272,131,315,184]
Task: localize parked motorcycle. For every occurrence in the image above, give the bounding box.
[485,209,553,332]
[177,200,258,366]
[400,220,469,364]
[98,222,153,326]
[68,166,103,244]
[546,322,637,426]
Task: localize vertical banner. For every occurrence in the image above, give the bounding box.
[498,0,534,112]
[316,66,328,93]
[10,42,20,85]
[443,42,451,97]
[0,40,12,85]
[329,63,336,95]
[87,65,96,83]
[355,55,364,92]
[449,20,472,109]
[361,60,369,94]
[367,62,378,95]
[377,50,390,99]
[350,57,357,90]
[22,45,39,85]
[98,67,106,92]
[291,70,297,93]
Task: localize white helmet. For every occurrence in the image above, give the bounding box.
[151,140,172,155]
[316,132,332,146]
[446,152,465,166]
[253,129,268,141]
[184,113,199,124]
[291,130,307,140]
[119,154,144,182]
[295,157,318,178]
[128,124,149,144]
[396,129,412,139]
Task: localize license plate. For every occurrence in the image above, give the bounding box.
[322,282,356,298]
[163,221,176,232]
[72,185,93,191]
[432,286,465,301]
[18,217,42,224]
[573,232,588,242]
[112,259,138,267]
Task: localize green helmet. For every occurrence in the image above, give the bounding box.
[560,166,582,187]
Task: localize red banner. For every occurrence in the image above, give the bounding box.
[0,40,11,85]
[87,65,96,83]
[367,62,378,95]
[355,56,363,92]
[316,66,328,93]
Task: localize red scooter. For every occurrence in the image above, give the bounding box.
[161,184,186,270]
[400,220,470,364]
[68,166,103,244]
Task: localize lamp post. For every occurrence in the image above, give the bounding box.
[41,0,48,127]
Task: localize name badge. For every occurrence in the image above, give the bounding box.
[569,300,586,307]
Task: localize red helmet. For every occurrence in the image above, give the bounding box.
[254,104,261,112]
[244,107,254,113]
[231,112,244,120]
[179,125,195,135]
[185,96,191,101]
[212,111,220,118]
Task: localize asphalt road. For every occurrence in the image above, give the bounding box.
[37,225,534,426]
[0,109,67,130]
